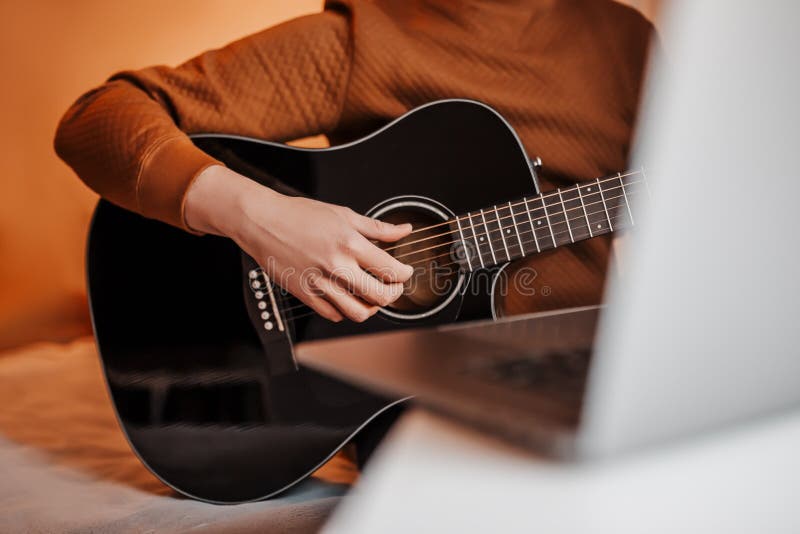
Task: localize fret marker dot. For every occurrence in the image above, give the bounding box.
[506,229,511,234]
[597,224,602,229]
[537,221,542,225]
[587,187,592,192]
[480,237,484,242]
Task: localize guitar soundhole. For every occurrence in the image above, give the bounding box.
[374,203,463,319]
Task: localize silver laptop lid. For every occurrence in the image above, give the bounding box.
[578,0,800,457]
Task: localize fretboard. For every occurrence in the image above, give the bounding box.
[449,170,647,272]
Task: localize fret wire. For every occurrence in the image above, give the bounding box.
[558,188,574,243]
[576,184,593,238]
[618,172,635,226]
[384,170,645,252]
[398,188,644,273]
[454,215,472,271]
[522,197,540,253]
[510,200,525,257]
[479,209,498,264]
[398,180,646,266]
[402,195,642,274]
[467,212,485,269]
[385,178,647,266]
[584,183,607,233]
[383,172,645,256]
[257,190,645,310]
[596,177,614,231]
[330,208,644,294]
[493,169,640,231]
[494,205,511,261]
[564,187,592,242]
[541,196,557,248]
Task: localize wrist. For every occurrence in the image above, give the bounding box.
[184,165,264,238]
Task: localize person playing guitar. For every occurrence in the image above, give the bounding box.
[55,0,655,480]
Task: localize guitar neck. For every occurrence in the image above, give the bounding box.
[450,169,648,272]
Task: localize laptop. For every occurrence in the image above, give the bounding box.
[297,0,800,459]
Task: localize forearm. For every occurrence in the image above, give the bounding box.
[54,10,352,231]
[54,79,220,228]
[184,164,275,239]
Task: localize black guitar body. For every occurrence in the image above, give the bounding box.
[87,100,539,502]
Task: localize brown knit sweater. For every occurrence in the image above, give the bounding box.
[55,0,654,311]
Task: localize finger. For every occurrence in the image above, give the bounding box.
[350,212,413,242]
[333,265,405,307]
[315,275,379,323]
[285,279,343,323]
[354,239,414,283]
[304,295,345,323]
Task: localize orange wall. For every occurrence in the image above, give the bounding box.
[0,1,322,349]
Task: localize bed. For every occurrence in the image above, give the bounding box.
[0,337,357,533]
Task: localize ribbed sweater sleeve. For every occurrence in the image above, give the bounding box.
[54,9,352,230]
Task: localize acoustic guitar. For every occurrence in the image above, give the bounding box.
[87,99,643,503]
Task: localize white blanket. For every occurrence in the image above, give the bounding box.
[0,338,349,533]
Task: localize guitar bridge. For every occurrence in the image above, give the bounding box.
[241,254,297,375]
[248,267,285,333]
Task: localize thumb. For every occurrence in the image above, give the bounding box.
[354,214,413,242]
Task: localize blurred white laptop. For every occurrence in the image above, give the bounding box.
[297,0,800,458]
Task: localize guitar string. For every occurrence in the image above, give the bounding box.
[385,176,640,255]
[255,171,647,324]
[274,192,637,317]
[387,169,643,243]
[400,191,638,269]
[390,179,643,261]
[276,195,638,321]
[382,169,643,250]
[280,207,636,324]
[248,181,641,304]
[389,179,644,262]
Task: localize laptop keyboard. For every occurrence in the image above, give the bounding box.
[461,349,591,398]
